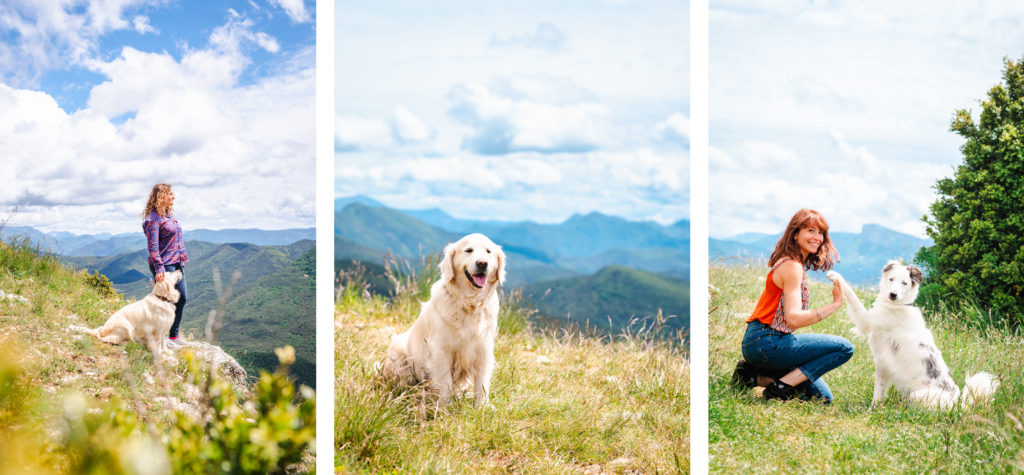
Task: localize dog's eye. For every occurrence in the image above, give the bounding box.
[902,281,908,286]
[889,278,894,282]
[465,248,473,253]
[486,249,491,254]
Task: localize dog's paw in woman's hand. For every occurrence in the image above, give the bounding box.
[826,270,842,284]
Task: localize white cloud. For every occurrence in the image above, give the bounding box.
[268,0,312,24]
[392,106,432,144]
[337,147,688,224]
[131,15,156,34]
[709,0,1024,238]
[710,137,950,238]
[0,0,164,85]
[489,22,567,52]
[654,112,689,146]
[0,18,314,234]
[447,81,612,155]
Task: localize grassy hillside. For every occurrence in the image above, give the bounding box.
[207,248,316,388]
[0,240,314,473]
[710,263,1024,472]
[336,259,689,472]
[525,265,690,335]
[62,240,316,387]
[336,203,457,257]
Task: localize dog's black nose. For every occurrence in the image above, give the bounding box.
[475,260,488,270]
[889,292,898,300]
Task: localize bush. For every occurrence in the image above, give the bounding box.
[0,344,314,474]
[919,56,1024,325]
[85,270,118,297]
[166,345,315,474]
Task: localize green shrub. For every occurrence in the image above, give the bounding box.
[920,55,1024,325]
[166,345,315,474]
[85,270,118,298]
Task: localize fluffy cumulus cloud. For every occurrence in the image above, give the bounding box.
[447,78,612,155]
[710,133,950,238]
[708,0,1024,239]
[268,0,312,23]
[488,22,567,52]
[337,146,688,225]
[336,105,434,151]
[654,113,689,147]
[0,13,314,234]
[0,0,162,85]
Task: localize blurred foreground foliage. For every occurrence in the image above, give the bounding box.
[0,343,314,475]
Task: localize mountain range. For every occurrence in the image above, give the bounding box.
[710,224,933,285]
[335,196,689,335]
[0,225,315,257]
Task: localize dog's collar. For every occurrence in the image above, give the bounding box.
[151,294,176,304]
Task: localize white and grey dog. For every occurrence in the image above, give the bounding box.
[827,261,999,410]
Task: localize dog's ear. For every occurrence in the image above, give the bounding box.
[439,241,458,283]
[907,265,923,286]
[882,260,899,274]
[495,245,507,286]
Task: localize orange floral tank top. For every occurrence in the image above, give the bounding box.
[746,257,810,334]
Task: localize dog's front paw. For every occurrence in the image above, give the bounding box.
[826,270,842,283]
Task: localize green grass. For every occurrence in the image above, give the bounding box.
[336,256,690,473]
[710,262,1024,473]
[0,239,315,473]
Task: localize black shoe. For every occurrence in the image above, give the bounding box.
[763,380,798,401]
[731,360,758,388]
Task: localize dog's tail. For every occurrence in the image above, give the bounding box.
[960,371,999,407]
[69,324,100,337]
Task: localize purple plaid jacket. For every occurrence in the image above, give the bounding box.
[143,211,189,274]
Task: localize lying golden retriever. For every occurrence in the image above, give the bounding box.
[383,233,506,407]
[74,270,182,362]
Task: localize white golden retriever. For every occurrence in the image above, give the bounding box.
[383,233,506,407]
[74,270,182,363]
[828,262,998,410]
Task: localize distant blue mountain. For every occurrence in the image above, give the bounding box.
[1,225,315,257]
[335,201,688,285]
[334,195,386,211]
[710,224,932,285]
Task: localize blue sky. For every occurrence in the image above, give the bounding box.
[709,0,1024,238]
[0,0,314,234]
[336,0,689,226]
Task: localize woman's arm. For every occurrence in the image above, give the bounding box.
[144,218,165,279]
[775,260,843,330]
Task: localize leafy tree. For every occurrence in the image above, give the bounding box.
[919,56,1024,324]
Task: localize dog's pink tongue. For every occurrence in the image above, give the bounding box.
[473,274,488,287]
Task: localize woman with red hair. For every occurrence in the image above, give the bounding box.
[732,208,852,402]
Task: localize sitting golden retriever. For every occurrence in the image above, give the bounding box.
[383,233,506,407]
[75,270,182,362]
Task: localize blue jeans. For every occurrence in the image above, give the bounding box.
[149,262,187,338]
[741,321,853,402]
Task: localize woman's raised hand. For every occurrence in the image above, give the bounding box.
[831,279,844,304]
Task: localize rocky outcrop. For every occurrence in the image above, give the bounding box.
[168,339,249,388]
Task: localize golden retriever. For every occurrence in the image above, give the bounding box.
[383,233,506,407]
[74,270,182,363]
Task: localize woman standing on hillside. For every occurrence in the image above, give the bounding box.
[142,183,189,340]
[732,208,852,402]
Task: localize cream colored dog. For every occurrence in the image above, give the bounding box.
[74,270,182,362]
[383,233,506,407]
